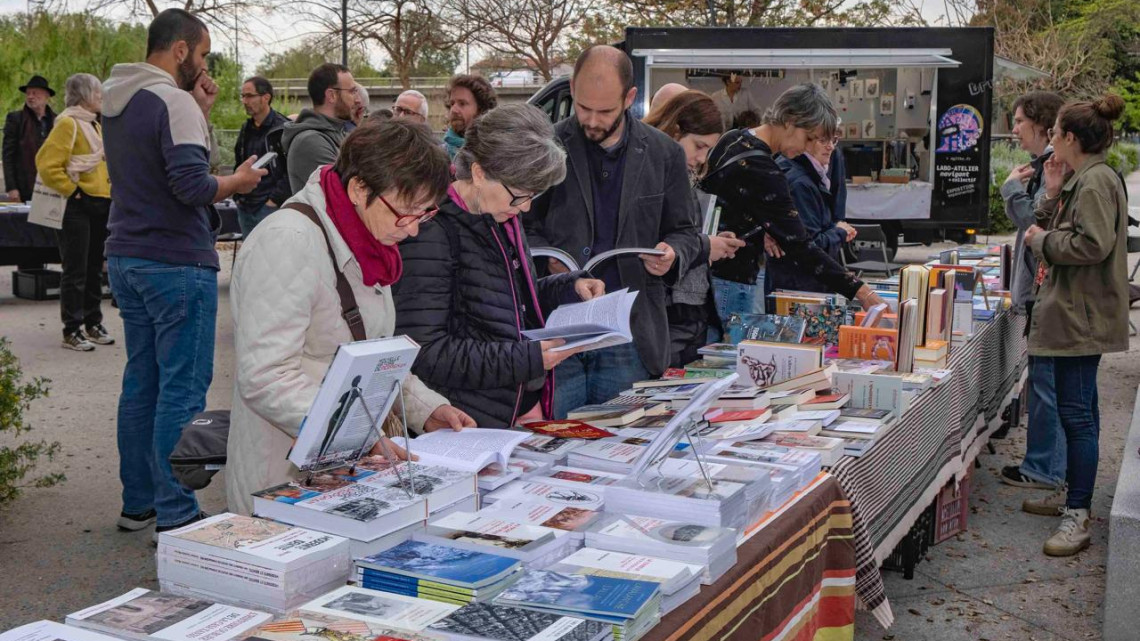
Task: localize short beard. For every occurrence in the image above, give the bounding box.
[333,94,353,121]
[583,111,625,144]
[177,57,200,92]
[450,115,468,136]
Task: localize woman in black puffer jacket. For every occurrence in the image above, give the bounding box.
[394,104,604,427]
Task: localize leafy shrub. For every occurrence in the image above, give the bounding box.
[0,337,64,506]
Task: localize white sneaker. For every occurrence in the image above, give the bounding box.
[1043,507,1090,557]
[85,323,115,345]
[1023,485,1067,516]
[62,331,95,351]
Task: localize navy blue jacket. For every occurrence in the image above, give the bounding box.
[768,154,847,293]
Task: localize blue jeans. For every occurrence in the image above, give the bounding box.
[237,203,276,238]
[553,342,650,419]
[108,256,217,526]
[1019,355,1066,486]
[711,271,765,342]
[1048,355,1101,510]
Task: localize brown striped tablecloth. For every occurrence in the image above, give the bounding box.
[641,474,857,641]
[828,309,1027,628]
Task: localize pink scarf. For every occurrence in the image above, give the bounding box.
[320,165,403,287]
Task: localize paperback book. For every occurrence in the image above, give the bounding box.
[65,588,271,641]
[522,289,637,353]
[428,602,610,641]
[245,611,440,641]
[299,586,459,631]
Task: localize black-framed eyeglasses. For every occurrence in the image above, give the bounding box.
[239,93,267,100]
[392,105,420,118]
[378,193,439,227]
[502,183,540,207]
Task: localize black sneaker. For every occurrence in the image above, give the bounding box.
[153,512,208,544]
[999,465,1055,489]
[62,331,95,352]
[117,509,157,531]
[85,323,115,345]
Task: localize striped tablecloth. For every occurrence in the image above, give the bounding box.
[641,474,857,641]
[828,309,1028,627]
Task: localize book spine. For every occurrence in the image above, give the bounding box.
[157,547,287,588]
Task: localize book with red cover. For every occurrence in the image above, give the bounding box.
[521,420,615,440]
[706,408,771,424]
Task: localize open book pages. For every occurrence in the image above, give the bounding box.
[530,247,666,274]
[522,289,637,353]
[400,430,531,473]
[290,336,420,471]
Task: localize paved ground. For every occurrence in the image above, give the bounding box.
[1,173,1138,638]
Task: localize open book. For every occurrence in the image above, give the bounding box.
[399,429,531,473]
[522,288,637,353]
[531,247,666,274]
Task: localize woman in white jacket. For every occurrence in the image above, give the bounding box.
[226,120,475,515]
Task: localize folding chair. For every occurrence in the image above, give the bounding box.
[844,224,907,278]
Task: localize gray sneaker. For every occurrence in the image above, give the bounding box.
[62,331,95,352]
[85,323,115,345]
[1043,507,1091,557]
[1023,485,1067,516]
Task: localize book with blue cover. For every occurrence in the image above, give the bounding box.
[357,541,521,589]
[494,569,659,620]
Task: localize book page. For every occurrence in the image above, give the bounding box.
[402,430,530,471]
[582,248,665,273]
[524,289,635,340]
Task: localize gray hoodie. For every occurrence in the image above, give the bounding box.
[282,108,347,194]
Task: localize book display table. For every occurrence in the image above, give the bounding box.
[643,474,858,641]
[829,309,1027,627]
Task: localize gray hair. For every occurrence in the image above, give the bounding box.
[354,83,370,111]
[65,73,102,109]
[762,83,838,138]
[454,103,567,194]
[397,90,429,118]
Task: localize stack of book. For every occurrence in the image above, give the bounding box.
[695,343,738,366]
[251,463,475,554]
[477,458,553,493]
[798,391,850,410]
[657,458,774,521]
[494,569,661,641]
[299,585,459,632]
[584,514,737,585]
[479,499,602,542]
[760,432,846,466]
[246,610,441,641]
[428,602,612,641]
[735,341,823,389]
[547,548,702,615]
[354,540,522,605]
[513,434,585,465]
[914,340,949,370]
[66,588,271,641]
[531,466,626,495]
[705,442,821,488]
[156,513,351,612]
[566,403,651,427]
[605,473,750,529]
[415,511,577,567]
[483,480,606,512]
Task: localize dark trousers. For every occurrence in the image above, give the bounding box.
[56,194,110,336]
[1049,354,1102,510]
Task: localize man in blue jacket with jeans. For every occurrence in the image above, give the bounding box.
[102,8,265,537]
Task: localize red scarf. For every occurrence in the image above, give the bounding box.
[320,165,403,287]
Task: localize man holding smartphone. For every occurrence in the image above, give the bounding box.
[234,75,290,237]
[101,8,266,539]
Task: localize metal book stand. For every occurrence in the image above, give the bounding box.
[636,412,718,493]
[302,379,418,499]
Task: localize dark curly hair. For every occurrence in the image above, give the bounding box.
[446,74,498,115]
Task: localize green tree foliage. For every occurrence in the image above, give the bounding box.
[0,12,146,116]
[0,338,63,508]
[1111,74,1140,133]
[256,39,382,79]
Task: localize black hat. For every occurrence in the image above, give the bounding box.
[19,75,55,97]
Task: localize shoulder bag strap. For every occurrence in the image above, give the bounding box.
[286,202,367,342]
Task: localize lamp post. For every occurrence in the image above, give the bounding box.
[341,0,348,67]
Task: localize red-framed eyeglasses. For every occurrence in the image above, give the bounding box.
[378,194,439,227]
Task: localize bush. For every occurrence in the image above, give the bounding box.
[0,337,63,506]
[1108,141,1139,176]
[984,141,1031,235]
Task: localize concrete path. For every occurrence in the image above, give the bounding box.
[1,170,1138,637]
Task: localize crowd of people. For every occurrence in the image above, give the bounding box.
[0,7,1130,558]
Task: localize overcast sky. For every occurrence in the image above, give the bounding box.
[0,0,959,77]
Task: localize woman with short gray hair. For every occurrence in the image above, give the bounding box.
[35,72,114,351]
[394,103,605,427]
[700,82,886,315]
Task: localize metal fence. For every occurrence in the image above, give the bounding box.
[265,76,547,91]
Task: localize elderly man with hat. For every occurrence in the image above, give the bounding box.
[3,75,57,202]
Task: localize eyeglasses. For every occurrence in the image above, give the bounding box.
[378,193,439,227]
[240,93,266,100]
[502,183,540,207]
[392,105,420,118]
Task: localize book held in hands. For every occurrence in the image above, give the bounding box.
[522,289,638,353]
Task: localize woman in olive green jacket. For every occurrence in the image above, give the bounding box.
[1023,94,1128,557]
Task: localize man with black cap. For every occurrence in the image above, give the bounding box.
[3,75,56,202]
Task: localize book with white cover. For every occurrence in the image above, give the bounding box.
[786,410,840,426]
[760,433,845,466]
[522,289,638,353]
[735,342,823,388]
[707,443,821,487]
[401,430,531,473]
[66,588,271,641]
[539,466,625,491]
[832,372,906,413]
[429,602,611,641]
[484,481,606,512]
[1,621,124,641]
[300,585,459,631]
[514,435,584,464]
[157,512,350,571]
[290,336,421,471]
[479,499,601,539]
[245,611,441,641]
[546,548,700,597]
[583,515,737,585]
[694,420,775,442]
[252,479,426,542]
[605,474,748,528]
[416,512,571,563]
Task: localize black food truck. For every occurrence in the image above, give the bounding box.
[529,26,1005,250]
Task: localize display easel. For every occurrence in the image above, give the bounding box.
[302,379,418,499]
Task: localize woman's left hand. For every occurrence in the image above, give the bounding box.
[423,405,477,432]
[368,436,418,461]
[1025,224,1044,247]
[574,278,606,301]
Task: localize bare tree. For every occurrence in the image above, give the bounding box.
[84,0,272,38]
[446,0,593,82]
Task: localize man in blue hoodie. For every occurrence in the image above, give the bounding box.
[102,8,265,537]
